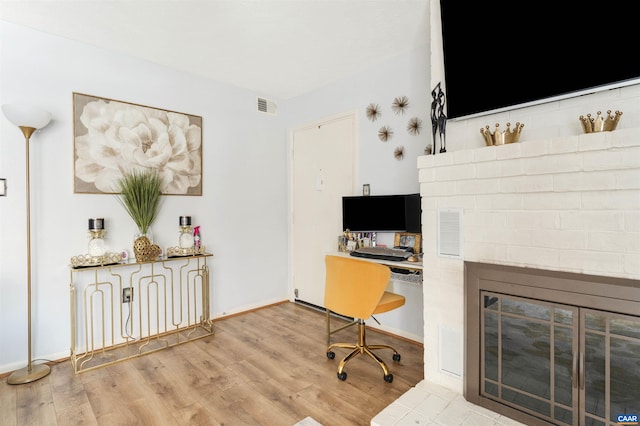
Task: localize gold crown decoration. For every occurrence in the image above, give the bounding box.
[480,122,524,146]
[579,110,622,133]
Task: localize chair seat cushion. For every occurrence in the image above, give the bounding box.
[373,291,405,314]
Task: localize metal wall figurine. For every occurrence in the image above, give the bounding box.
[429,83,447,155]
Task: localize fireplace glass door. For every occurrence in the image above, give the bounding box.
[482,292,640,425]
[481,292,579,425]
[582,309,640,426]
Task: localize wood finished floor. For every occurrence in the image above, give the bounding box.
[1,301,424,426]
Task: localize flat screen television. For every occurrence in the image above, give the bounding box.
[439,1,640,120]
[342,193,421,233]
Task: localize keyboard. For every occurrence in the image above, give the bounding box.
[350,246,412,262]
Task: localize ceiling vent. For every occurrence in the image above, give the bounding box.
[257,97,277,115]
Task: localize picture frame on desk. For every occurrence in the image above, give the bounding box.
[394,232,421,253]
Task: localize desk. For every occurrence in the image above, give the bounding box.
[69,254,213,373]
[331,251,422,284]
[330,250,422,270]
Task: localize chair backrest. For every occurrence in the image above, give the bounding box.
[324,255,391,320]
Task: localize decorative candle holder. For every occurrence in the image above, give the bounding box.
[88,218,107,257]
[166,216,205,257]
[88,217,104,231]
[178,216,193,249]
[70,218,125,268]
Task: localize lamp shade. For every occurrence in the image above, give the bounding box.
[2,104,52,129]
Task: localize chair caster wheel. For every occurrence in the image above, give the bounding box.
[393,353,401,362]
[327,351,335,359]
[384,374,394,383]
[337,371,347,381]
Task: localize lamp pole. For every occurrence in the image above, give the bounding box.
[2,105,52,385]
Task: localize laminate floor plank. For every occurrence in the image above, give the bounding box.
[222,377,301,426]
[15,375,57,426]
[0,382,17,426]
[133,351,216,412]
[145,338,268,425]
[49,362,99,425]
[173,400,242,426]
[2,302,424,426]
[229,357,317,420]
[160,340,249,402]
[108,360,182,425]
[54,403,99,426]
[82,371,140,425]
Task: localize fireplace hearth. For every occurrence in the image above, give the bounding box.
[464,261,640,426]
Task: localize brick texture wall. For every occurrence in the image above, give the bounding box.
[417,127,640,392]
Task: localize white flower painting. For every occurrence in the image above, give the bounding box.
[73,93,202,195]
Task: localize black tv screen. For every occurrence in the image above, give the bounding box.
[342,194,421,233]
[439,1,640,120]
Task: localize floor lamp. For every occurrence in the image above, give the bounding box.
[2,104,52,385]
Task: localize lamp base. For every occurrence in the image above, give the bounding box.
[6,363,50,385]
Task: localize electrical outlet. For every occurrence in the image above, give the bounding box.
[122,287,133,303]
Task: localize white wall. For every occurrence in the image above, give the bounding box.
[284,45,430,197]
[0,20,431,374]
[0,21,289,373]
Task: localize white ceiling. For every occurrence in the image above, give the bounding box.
[0,0,430,100]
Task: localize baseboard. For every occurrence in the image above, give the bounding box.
[293,299,354,321]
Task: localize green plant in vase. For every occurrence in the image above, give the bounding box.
[115,169,163,261]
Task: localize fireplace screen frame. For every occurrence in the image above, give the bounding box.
[464,261,640,426]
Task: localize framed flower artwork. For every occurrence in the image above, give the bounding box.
[73,92,203,195]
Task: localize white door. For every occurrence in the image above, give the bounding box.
[291,112,356,307]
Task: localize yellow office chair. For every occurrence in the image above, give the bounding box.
[324,255,406,382]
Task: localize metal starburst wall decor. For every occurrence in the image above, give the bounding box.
[366,103,381,122]
[391,96,409,115]
[394,146,405,160]
[407,117,422,135]
[378,125,393,142]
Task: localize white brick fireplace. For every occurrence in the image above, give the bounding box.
[417,127,640,394]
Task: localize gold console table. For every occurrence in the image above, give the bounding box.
[69,253,214,373]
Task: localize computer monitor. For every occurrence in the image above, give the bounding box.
[341,193,421,233]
